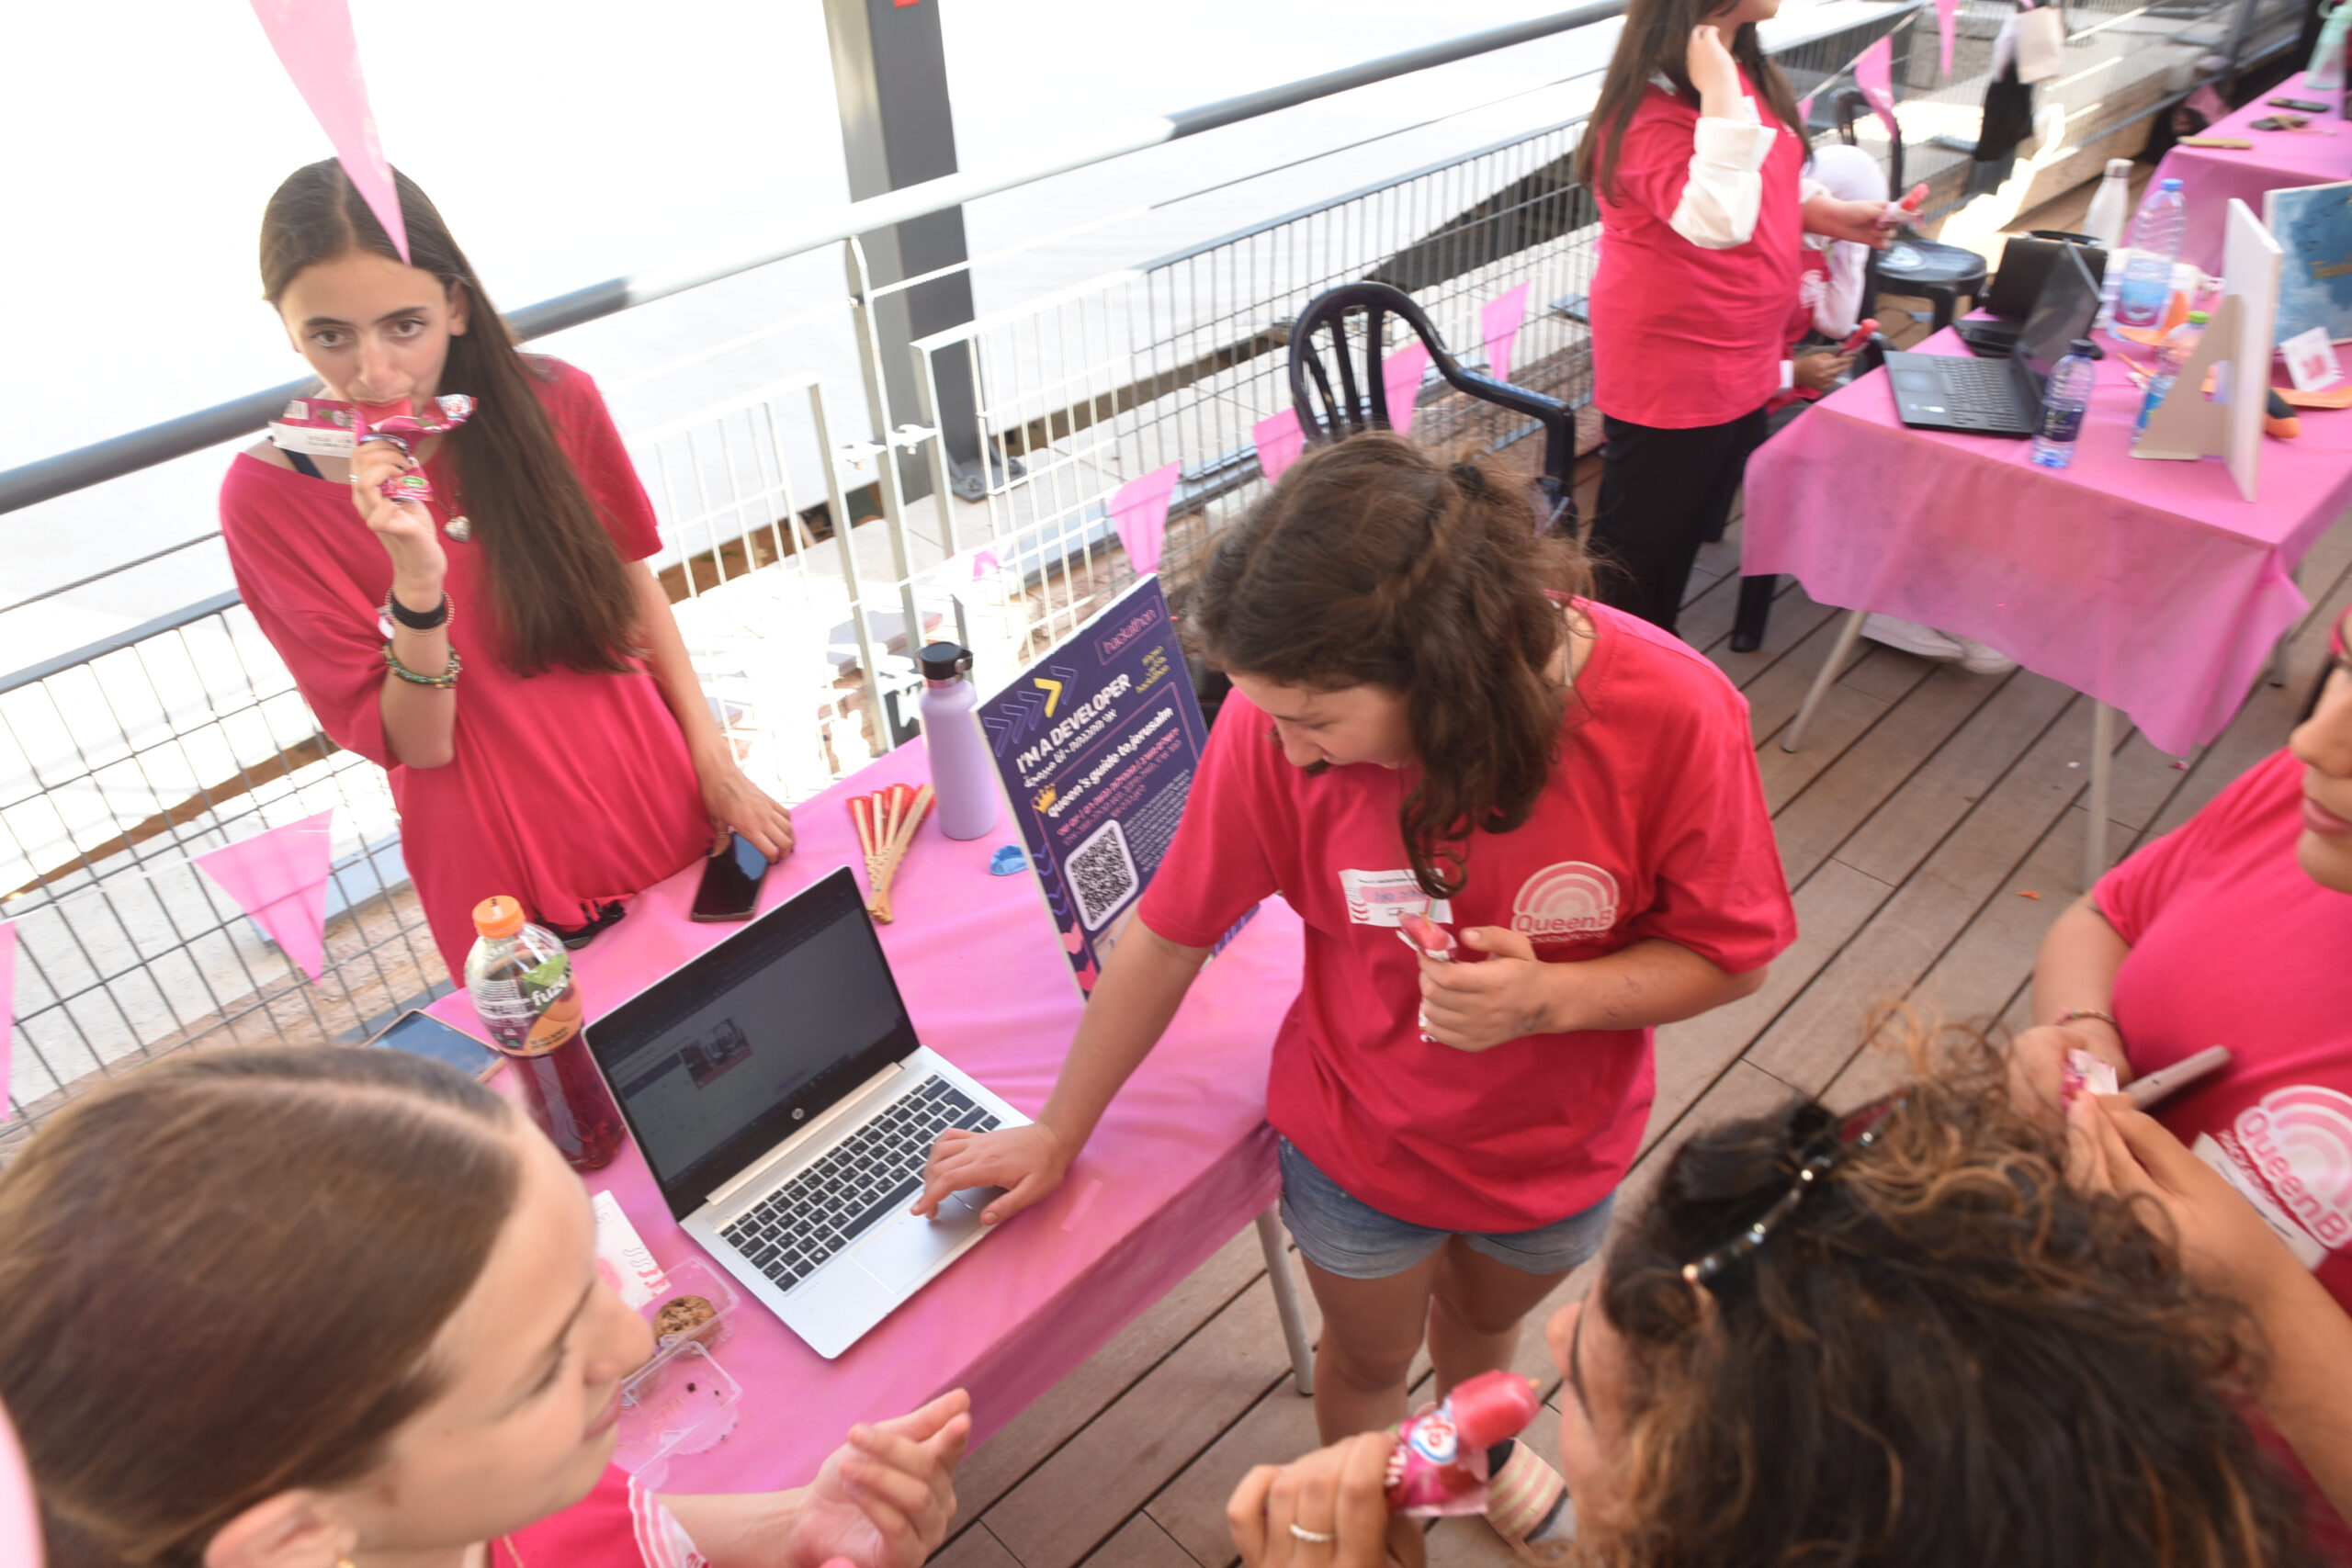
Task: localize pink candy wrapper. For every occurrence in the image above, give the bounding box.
[2062,1048,2120,1102]
[268,393,476,507]
[1383,1371,1544,1517]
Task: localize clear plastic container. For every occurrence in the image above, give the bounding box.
[616,1343,743,1490]
[632,1255,742,1382]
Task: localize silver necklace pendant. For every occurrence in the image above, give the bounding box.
[444,514,471,543]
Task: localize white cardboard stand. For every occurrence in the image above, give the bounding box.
[2131,199,2282,502]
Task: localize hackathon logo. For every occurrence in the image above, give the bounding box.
[2231,1085,2352,1251]
[1511,862,1621,941]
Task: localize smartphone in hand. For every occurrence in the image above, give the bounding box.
[692,832,771,922]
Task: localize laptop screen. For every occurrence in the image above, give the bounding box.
[586,865,920,1218]
[2014,243,2102,387]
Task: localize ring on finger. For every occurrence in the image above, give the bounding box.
[1288,1525,1336,1545]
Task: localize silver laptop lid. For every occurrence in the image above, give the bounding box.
[584,866,920,1221]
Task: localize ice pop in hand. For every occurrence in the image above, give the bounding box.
[1396,910,1456,962]
[1876,182,1929,228]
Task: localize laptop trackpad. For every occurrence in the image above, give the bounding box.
[852,1190,989,1293]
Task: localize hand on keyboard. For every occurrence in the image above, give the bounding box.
[915,1121,1072,1227]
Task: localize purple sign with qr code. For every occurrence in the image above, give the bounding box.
[977,577,1221,998]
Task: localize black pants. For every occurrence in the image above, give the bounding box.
[1588,406,1770,636]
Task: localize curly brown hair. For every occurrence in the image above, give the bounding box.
[1584,1040,2319,1568]
[1186,433,1594,899]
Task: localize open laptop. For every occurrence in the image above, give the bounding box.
[1882,243,2102,436]
[1954,235,2108,355]
[585,865,1028,1359]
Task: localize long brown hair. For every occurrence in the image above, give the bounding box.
[1584,1036,2320,1568]
[1573,0,1806,203]
[1188,434,1592,899]
[261,161,641,675]
[0,1047,520,1568]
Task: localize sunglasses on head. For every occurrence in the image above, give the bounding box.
[1680,1096,1904,1288]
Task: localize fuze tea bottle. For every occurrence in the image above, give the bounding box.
[465,896,625,1171]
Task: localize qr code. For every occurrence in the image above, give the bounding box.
[1068,818,1140,932]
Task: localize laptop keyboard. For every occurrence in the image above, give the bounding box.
[1935,359,2027,426]
[718,1077,1001,1294]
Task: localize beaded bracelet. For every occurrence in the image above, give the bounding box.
[382,589,452,632]
[382,642,462,689]
[2056,1007,2121,1039]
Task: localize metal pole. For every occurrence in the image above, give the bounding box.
[1255,1206,1317,1397]
[2085,701,2116,890]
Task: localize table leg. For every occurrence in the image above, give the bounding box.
[2084,702,2116,891]
[1257,1205,1315,1397]
[1780,607,1869,753]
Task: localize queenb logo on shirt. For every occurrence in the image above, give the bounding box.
[1511,862,1622,944]
[2204,1085,2352,1261]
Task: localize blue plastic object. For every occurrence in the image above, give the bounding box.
[988,845,1027,876]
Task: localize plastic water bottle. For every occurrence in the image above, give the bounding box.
[467,896,625,1170]
[2082,159,2134,252]
[2136,310,2207,432]
[917,641,1001,840]
[2030,339,2100,469]
[2116,179,2188,329]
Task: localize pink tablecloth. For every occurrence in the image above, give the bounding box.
[2155,72,2352,273]
[1741,331,2352,756]
[432,739,1297,1490]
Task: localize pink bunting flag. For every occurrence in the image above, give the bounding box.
[1934,0,1959,76]
[248,0,409,264]
[1480,285,1532,385]
[196,811,336,982]
[1382,341,1431,436]
[945,543,1002,583]
[0,922,15,1125]
[1108,462,1182,576]
[0,1393,37,1568]
[1798,90,1817,128]
[1253,408,1307,484]
[1854,37,1899,146]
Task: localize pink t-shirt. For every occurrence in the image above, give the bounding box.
[1137,602,1796,1233]
[219,358,709,973]
[1589,71,1807,429]
[2098,747,2352,1560]
[2098,748,2352,1304]
[492,1465,705,1568]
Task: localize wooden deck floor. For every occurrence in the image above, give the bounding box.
[923,229,2352,1568]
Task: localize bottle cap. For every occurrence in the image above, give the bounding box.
[919,641,972,681]
[2159,176,2183,191]
[2107,158,2132,176]
[2187,310,2209,324]
[2070,338,2098,355]
[473,896,526,939]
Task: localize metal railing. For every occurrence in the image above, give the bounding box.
[0,0,2290,1135]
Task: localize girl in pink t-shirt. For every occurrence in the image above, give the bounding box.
[219,161,794,974]
[1573,0,1897,632]
[918,434,1793,1541]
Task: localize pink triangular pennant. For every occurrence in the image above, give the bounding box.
[1854,37,1899,146]
[0,922,15,1124]
[1798,90,1817,128]
[197,811,335,982]
[248,0,409,264]
[1253,408,1307,484]
[1934,0,1959,76]
[1383,341,1431,435]
[1109,462,1182,576]
[1480,285,1532,385]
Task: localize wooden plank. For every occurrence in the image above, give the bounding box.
[1754,672,1895,815]
[981,1270,1306,1568]
[933,1524,1026,1568]
[1768,663,2004,886]
[1904,802,2094,1034]
[1080,1514,1214,1568]
[1751,694,2118,1093]
[1710,581,1838,700]
[952,1228,1272,1523]
[1833,670,2074,886]
[1648,860,1894,1139]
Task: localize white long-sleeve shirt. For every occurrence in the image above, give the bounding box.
[1648,73,1825,251]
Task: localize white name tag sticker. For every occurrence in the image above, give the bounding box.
[1338,868,1451,928]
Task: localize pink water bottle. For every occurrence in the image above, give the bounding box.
[917,642,1001,841]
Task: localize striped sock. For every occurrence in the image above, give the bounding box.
[1482,1438,1573,1543]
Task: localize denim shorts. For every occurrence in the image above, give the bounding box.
[1276,1136,1617,1280]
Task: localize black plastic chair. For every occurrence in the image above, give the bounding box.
[1287,281,1577,532]
[1835,88,1987,333]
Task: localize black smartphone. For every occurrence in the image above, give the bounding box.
[691,832,770,921]
[366,1009,501,1080]
[2269,96,2328,112]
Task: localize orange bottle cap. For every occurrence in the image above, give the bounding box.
[472,896,526,939]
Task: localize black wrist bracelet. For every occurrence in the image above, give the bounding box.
[385,591,451,632]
